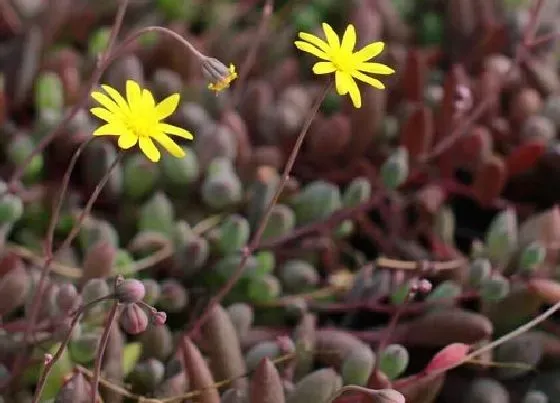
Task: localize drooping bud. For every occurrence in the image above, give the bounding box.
[120,303,149,335]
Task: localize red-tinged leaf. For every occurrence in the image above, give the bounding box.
[436,64,468,143]
[424,343,470,373]
[455,126,493,165]
[415,184,446,215]
[472,154,507,206]
[402,49,425,103]
[528,278,560,305]
[505,142,546,177]
[401,105,434,159]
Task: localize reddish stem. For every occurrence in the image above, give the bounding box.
[185,82,333,338]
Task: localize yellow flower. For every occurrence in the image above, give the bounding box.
[203,57,238,92]
[90,80,193,163]
[295,23,395,108]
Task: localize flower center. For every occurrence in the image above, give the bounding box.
[330,49,354,73]
[127,114,155,138]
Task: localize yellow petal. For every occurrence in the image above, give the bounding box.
[335,71,351,95]
[298,32,330,53]
[353,42,385,62]
[126,80,142,111]
[340,24,357,53]
[358,62,395,75]
[142,89,156,109]
[322,23,340,50]
[152,133,186,158]
[158,123,194,140]
[92,123,122,136]
[101,84,130,114]
[294,41,329,60]
[90,107,115,123]
[312,62,336,74]
[91,91,121,115]
[117,133,138,149]
[155,93,180,120]
[346,77,362,108]
[352,70,386,89]
[139,136,161,162]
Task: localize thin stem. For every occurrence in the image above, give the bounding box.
[5,0,130,195]
[59,153,123,253]
[232,0,274,105]
[373,291,413,373]
[32,295,112,403]
[5,154,122,392]
[186,82,332,338]
[45,137,95,256]
[91,301,119,403]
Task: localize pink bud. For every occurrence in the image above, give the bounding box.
[115,279,146,304]
[153,311,167,326]
[120,304,148,335]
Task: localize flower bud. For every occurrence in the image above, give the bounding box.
[115,279,146,304]
[202,57,238,92]
[120,303,148,335]
[153,311,167,326]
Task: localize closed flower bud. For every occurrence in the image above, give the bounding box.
[153,311,167,326]
[55,284,81,315]
[120,303,148,335]
[115,279,146,304]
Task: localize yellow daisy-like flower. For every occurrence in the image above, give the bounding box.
[295,23,395,108]
[90,80,193,163]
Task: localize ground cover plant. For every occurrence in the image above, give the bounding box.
[2,0,560,402]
